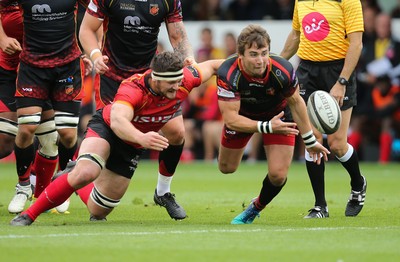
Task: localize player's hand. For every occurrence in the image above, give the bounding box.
[306,142,330,165]
[0,37,22,55]
[93,55,109,75]
[139,131,169,151]
[330,83,346,107]
[81,55,93,76]
[184,56,196,66]
[269,111,299,136]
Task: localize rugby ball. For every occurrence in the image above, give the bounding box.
[307,90,341,134]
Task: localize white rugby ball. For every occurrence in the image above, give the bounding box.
[307,90,341,134]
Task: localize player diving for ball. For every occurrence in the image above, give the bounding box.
[215,24,330,224]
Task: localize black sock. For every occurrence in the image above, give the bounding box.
[257,175,286,209]
[58,142,78,170]
[306,159,327,207]
[158,142,184,175]
[338,150,363,191]
[14,143,35,184]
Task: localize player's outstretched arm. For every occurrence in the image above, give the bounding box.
[196,59,225,84]
[286,87,330,163]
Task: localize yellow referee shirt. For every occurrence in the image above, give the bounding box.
[293,0,364,62]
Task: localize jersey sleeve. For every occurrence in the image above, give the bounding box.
[87,0,107,19]
[270,55,298,98]
[343,0,364,34]
[165,0,183,23]
[181,65,202,92]
[292,0,300,31]
[114,82,144,109]
[78,0,90,8]
[216,61,240,102]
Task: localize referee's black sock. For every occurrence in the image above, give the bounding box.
[336,144,363,191]
[306,159,327,207]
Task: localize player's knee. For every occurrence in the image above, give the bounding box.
[267,173,287,186]
[71,167,99,187]
[167,129,185,144]
[218,162,237,174]
[54,111,79,146]
[328,139,346,156]
[0,135,15,158]
[36,120,58,157]
[17,113,40,139]
[57,129,78,147]
[17,125,37,142]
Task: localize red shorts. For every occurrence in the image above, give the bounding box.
[221,125,295,149]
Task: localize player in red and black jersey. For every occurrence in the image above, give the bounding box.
[216,25,329,224]
[0,3,22,159]
[0,5,63,214]
[10,52,223,225]
[0,0,92,213]
[79,0,196,219]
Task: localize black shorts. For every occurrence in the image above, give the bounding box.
[16,59,82,113]
[0,67,17,112]
[85,110,144,179]
[0,67,53,113]
[297,59,357,110]
[95,75,120,110]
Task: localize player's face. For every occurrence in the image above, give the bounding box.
[155,79,182,99]
[240,42,270,78]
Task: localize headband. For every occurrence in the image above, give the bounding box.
[151,69,184,81]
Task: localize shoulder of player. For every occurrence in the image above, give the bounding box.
[269,54,294,77]
[217,55,238,79]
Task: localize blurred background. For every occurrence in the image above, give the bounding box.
[2,0,399,164]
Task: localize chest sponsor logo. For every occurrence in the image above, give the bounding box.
[302,12,329,42]
[124,16,141,26]
[31,4,67,21]
[133,115,174,123]
[32,4,51,13]
[123,16,153,33]
[120,3,135,11]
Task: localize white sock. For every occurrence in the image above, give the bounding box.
[156,172,173,196]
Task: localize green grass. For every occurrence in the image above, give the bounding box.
[0,161,399,261]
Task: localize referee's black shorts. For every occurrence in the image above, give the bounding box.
[296,59,357,111]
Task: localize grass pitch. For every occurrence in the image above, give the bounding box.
[0,160,399,261]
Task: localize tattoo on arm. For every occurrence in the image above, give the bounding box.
[170,22,194,59]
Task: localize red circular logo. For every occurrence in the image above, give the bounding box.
[302,12,330,42]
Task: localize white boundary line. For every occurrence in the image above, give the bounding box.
[1,226,399,239]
